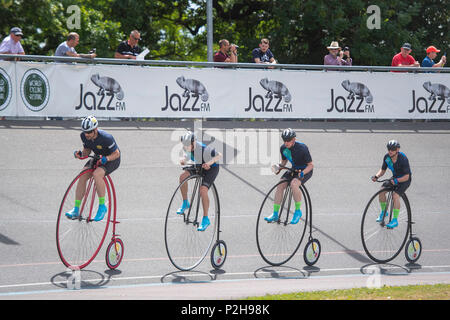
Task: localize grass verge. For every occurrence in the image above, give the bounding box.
[245,284,450,300]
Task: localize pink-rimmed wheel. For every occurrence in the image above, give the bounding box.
[56,168,112,270]
[106,238,124,270]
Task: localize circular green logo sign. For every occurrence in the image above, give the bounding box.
[20,69,50,112]
[0,68,12,111]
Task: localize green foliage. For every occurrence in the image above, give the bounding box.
[0,0,447,65]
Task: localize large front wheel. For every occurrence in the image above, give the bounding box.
[56,169,112,270]
[256,180,308,266]
[164,175,218,271]
[361,188,411,264]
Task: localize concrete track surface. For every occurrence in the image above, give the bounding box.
[0,120,449,300]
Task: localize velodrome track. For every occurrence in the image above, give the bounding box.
[0,119,450,299]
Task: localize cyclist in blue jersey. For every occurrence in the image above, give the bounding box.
[65,116,121,221]
[371,140,411,229]
[265,128,314,224]
[177,131,222,231]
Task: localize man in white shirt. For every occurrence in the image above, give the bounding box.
[0,27,25,57]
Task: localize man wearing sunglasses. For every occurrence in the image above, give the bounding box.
[265,128,314,225]
[66,116,121,221]
[371,140,412,228]
[115,30,142,60]
[0,27,25,58]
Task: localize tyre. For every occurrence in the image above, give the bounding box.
[256,180,308,266]
[56,169,111,269]
[106,238,124,270]
[405,237,422,263]
[164,175,218,271]
[303,238,321,266]
[361,189,410,263]
[211,240,227,269]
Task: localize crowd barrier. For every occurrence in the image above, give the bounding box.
[0,55,449,119]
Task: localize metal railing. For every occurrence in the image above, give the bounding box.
[1,54,449,73]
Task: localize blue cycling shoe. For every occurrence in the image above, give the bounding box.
[177,200,190,215]
[290,209,302,224]
[92,204,107,222]
[264,212,279,223]
[197,216,210,231]
[376,210,388,223]
[386,218,398,229]
[65,207,80,220]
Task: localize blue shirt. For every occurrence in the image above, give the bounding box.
[421,56,435,68]
[186,141,218,167]
[80,129,119,156]
[280,141,312,170]
[381,152,411,180]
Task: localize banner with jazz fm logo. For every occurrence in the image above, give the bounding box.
[1,61,449,119]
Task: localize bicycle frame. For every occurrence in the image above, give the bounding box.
[181,165,222,241]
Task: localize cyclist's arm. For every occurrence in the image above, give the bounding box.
[205,151,222,167]
[105,149,120,162]
[279,159,288,167]
[81,147,91,157]
[374,169,386,179]
[302,161,313,175]
[394,174,409,184]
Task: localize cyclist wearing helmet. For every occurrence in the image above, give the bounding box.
[65,115,121,221]
[371,140,411,228]
[177,131,222,231]
[266,128,314,224]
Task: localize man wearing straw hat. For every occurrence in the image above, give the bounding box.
[324,41,352,66]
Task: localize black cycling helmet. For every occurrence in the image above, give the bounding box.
[181,131,196,146]
[387,139,400,151]
[281,128,296,142]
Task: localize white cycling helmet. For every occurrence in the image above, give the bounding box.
[181,131,196,146]
[81,115,98,132]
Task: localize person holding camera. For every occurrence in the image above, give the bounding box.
[213,39,238,63]
[54,32,97,58]
[324,41,352,66]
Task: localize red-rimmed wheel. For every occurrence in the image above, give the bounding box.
[106,238,124,270]
[56,169,111,270]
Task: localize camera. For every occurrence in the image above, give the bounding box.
[342,46,350,60]
[89,48,96,54]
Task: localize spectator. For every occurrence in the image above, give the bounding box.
[213,39,238,63]
[324,41,352,66]
[421,46,446,68]
[54,32,96,58]
[0,27,25,59]
[252,38,276,64]
[391,43,420,68]
[114,30,142,60]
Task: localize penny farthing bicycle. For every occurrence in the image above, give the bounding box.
[56,154,124,270]
[361,178,422,264]
[256,166,321,267]
[164,164,227,271]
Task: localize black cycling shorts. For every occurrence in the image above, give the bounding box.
[85,157,120,176]
[281,170,313,184]
[186,165,219,189]
[392,180,411,196]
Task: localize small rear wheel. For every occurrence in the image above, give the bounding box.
[405,237,422,263]
[106,238,124,270]
[303,238,321,266]
[211,240,227,269]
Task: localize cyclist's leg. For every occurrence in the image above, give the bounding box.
[66,165,92,218]
[197,166,219,231]
[376,190,388,222]
[92,167,108,221]
[387,181,411,228]
[289,171,312,224]
[177,170,191,214]
[265,175,289,222]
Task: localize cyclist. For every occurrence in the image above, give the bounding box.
[65,115,121,221]
[265,128,314,224]
[371,140,411,229]
[177,131,222,231]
